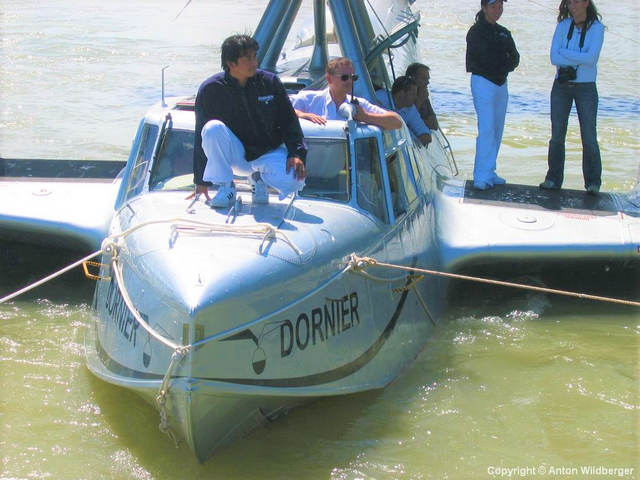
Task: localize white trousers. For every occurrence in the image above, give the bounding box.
[471,74,508,185]
[201,120,305,200]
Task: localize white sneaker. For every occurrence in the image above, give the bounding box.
[208,182,236,208]
[249,172,269,204]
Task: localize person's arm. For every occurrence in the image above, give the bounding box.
[404,106,431,145]
[420,97,439,131]
[355,99,402,130]
[423,114,438,132]
[550,21,569,66]
[504,32,520,72]
[290,91,327,125]
[417,133,432,146]
[415,85,428,111]
[295,109,326,125]
[355,107,402,130]
[558,22,604,67]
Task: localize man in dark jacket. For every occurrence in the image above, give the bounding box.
[193,34,307,207]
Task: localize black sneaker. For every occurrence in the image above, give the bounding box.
[539,179,560,189]
[586,185,600,196]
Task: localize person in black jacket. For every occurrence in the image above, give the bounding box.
[193,34,307,207]
[466,0,519,190]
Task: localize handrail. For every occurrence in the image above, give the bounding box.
[438,131,459,177]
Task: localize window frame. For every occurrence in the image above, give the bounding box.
[122,122,159,203]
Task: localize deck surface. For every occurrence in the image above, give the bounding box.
[462,181,639,217]
[0,158,126,181]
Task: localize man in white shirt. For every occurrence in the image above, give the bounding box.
[376,76,432,146]
[290,57,402,130]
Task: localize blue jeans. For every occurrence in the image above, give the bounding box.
[545,80,601,189]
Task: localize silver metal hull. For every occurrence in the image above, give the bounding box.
[86,184,444,461]
[434,178,640,276]
[0,159,123,251]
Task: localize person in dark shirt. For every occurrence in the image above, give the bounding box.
[466,0,519,190]
[405,63,439,133]
[193,34,307,207]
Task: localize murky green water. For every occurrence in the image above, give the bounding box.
[1,0,639,478]
[2,249,637,479]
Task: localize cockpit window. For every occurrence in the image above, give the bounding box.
[149,129,195,191]
[385,146,418,219]
[123,123,158,201]
[299,138,349,202]
[355,137,389,223]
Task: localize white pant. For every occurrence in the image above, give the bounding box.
[471,74,508,185]
[201,120,305,200]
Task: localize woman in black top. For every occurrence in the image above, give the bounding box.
[466,0,519,190]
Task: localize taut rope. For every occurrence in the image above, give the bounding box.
[349,255,640,308]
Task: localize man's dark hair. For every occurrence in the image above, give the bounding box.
[405,63,430,78]
[391,76,417,96]
[221,34,259,72]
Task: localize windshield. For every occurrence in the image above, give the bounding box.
[148,132,350,200]
[149,129,195,191]
[299,138,350,202]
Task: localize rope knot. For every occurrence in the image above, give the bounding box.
[349,254,378,270]
[156,391,167,408]
[101,238,118,256]
[172,346,190,361]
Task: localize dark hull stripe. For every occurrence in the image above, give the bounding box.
[204,287,411,387]
[93,330,165,380]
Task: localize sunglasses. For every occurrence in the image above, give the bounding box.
[334,73,359,82]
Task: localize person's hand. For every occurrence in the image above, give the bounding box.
[298,111,326,125]
[286,157,307,180]
[185,184,211,201]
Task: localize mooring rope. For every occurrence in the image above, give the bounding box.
[111,216,302,255]
[0,216,303,307]
[0,249,103,305]
[156,346,189,447]
[349,255,640,308]
[110,256,184,350]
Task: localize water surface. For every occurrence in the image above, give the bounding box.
[1,0,638,478]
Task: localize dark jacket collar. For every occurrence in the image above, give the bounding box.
[223,70,257,88]
[481,17,498,30]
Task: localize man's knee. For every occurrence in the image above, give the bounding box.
[202,120,235,161]
[202,119,228,137]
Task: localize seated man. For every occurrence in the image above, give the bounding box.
[405,62,439,132]
[376,76,431,146]
[290,57,402,130]
[193,34,307,208]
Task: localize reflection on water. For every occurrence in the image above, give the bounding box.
[1,0,639,478]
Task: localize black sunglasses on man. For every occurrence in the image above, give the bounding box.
[335,73,359,82]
